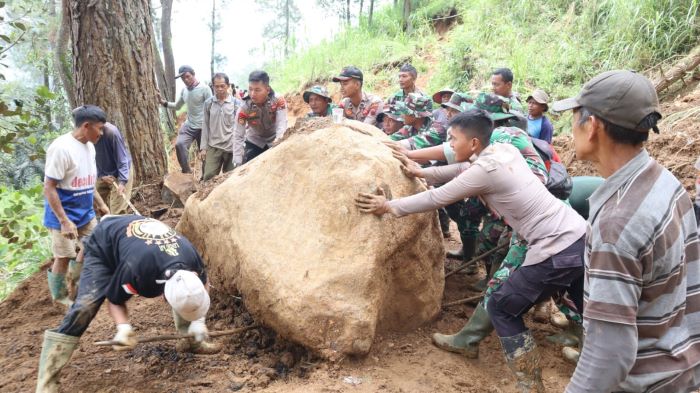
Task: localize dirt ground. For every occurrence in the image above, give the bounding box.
[0,228,579,393]
[3,71,700,393]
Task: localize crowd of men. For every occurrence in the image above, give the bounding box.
[35,61,700,393]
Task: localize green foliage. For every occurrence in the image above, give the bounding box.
[271,0,700,136]
[268,2,439,92]
[0,183,50,300]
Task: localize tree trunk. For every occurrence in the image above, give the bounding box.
[346,0,351,26]
[152,24,175,136]
[67,0,167,183]
[52,0,77,109]
[359,0,364,20]
[210,0,216,78]
[284,0,290,58]
[402,0,412,33]
[160,0,175,101]
[368,0,374,26]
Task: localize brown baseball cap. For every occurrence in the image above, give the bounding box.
[552,70,661,132]
[526,89,549,111]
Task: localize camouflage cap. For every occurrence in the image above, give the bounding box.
[303,85,332,103]
[390,102,410,119]
[464,92,517,121]
[442,92,473,112]
[377,104,405,123]
[404,93,433,117]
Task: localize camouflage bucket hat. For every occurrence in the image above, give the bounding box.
[404,93,433,117]
[442,92,473,112]
[303,85,332,103]
[390,101,411,121]
[465,92,517,121]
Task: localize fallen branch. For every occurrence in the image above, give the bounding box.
[94,324,258,347]
[654,44,700,93]
[445,242,510,278]
[443,294,483,308]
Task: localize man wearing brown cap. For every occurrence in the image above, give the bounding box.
[526,89,554,143]
[554,70,700,393]
[334,66,384,126]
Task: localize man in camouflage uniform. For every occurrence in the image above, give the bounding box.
[491,67,524,114]
[333,66,383,126]
[303,85,335,118]
[440,92,473,121]
[386,63,427,106]
[233,70,288,165]
[389,93,446,150]
[377,105,405,135]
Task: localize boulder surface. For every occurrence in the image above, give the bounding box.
[177,118,444,358]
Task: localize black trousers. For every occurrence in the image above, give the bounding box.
[243,141,269,164]
[487,236,585,338]
[56,253,112,337]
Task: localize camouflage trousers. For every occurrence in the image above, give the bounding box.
[444,198,509,268]
[445,198,582,324]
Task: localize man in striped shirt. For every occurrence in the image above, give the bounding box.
[555,70,700,392]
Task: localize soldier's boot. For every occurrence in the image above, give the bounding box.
[36,330,79,393]
[172,310,222,355]
[47,269,73,307]
[500,330,546,393]
[532,300,551,323]
[472,258,500,292]
[546,321,582,347]
[67,260,83,301]
[431,301,493,359]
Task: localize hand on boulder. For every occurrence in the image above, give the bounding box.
[392,152,424,179]
[355,187,390,216]
[382,140,409,156]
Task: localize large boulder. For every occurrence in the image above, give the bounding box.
[177,118,444,358]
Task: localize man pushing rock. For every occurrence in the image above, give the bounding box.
[36,215,220,393]
[356,109,586,392]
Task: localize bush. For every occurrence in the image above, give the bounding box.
[0,183,51,300]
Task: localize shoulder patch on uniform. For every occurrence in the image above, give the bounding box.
[273,96,287,110]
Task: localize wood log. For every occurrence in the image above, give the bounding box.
[654,45,700,93]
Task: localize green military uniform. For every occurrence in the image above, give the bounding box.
[303,85,336,118]
[388,94,446,150]
[386,87,428,106]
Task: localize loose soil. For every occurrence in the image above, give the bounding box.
[0,229,578,393]
[3,71,700,393]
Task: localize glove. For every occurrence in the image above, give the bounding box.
[112,323,137,351]
[188,317,208,343]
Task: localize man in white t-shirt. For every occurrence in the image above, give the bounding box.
[43,105,110,306]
